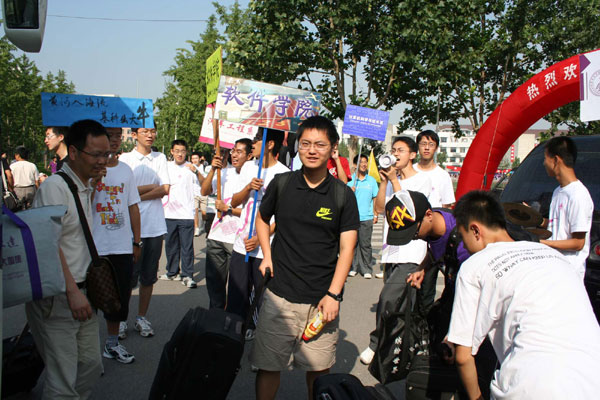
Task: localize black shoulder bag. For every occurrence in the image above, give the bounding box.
[57,172,121,315]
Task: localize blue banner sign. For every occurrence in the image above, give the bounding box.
[342,105,389,141]
[41,93,154,128]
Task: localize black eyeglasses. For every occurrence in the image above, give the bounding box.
[77,147,111,160]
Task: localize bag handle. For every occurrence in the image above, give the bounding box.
[2,204,43,300]
[57,172,99,262]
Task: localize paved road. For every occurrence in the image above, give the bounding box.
[4,219,444,399]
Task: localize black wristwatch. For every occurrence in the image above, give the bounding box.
[133,240,143,248]
[227,205,233,213]
[326,290,343,302]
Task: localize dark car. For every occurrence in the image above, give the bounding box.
[498,135,600,322]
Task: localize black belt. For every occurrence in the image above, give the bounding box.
[77,281,86,289]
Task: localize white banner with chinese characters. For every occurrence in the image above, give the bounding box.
[199,106,258,149]
[214,76,321,133]
[580,49,600,122]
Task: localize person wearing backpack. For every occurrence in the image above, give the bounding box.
[250,116,359,400]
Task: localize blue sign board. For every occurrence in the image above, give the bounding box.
[41,93,154,128]
[342,105,389,141]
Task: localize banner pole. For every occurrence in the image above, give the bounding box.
[354,139,363,189]
[212,105,222,219]
[245,127,268,262]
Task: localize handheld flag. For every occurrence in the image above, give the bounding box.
[368,149,381,183]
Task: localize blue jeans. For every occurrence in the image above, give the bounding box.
[165,219,195,278]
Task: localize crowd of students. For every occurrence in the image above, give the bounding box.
[23,116,599,400]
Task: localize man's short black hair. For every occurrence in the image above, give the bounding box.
[66,120,108,151]
[416,130,439,148]
[353,154,368,165]
[545,136,577,168]
[254,128,284,157]
[392,136,418,154]
[15,146,29,160]
[171,139,188,149]
[297,116,339,145]
[454,190,507,231]
[236,138,253,155]
[191,151,202,158]
[49,126,68,138]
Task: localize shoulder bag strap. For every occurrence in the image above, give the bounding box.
[57,172,99,262]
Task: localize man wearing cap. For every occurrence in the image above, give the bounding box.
[359,136,431,365]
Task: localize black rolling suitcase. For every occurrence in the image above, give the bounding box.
[313,373,396,400]
[2,324,45,398]
[148,268,270,400]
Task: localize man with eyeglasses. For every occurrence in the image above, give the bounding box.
[158,139,200,289]
[119,126,170,338]
[44,126,69,172]
[28,119,109,398]
[414,130,455,209]
[359,136,432,365]
[90,127,141,364]
[228,129,289,338]
[201,138,253,309]
[251,116,359,400]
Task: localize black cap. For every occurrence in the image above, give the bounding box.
[385,190,431,246]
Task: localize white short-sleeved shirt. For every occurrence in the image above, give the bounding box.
[448,241,600,399]
[381,173,431,264]
[163,162,200,220]
[414,164,455,207]
[207,166,243,244]
[548,180,594,278]
[11,160,39,187]
[233,160,290,258]
[92,161,141,256]
[119,149,170,237]
[33,163,92,283]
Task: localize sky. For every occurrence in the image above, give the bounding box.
[23,0,248,102]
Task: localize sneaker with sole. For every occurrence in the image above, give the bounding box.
[348,271,357,277]
[118,321,127,340]
[194,227,201,236]
[360,347,375,365]
[134,317,154,337]
[182,277,197,288]
[103,343,135,364]
[375,272,384,279]
[364,273,372,279]
[159,273,181,281]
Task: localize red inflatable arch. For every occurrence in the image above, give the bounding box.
[455,53,585,199]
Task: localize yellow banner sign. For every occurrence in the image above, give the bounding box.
[205,46,222,104]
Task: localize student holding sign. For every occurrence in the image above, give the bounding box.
[227,129,289,336]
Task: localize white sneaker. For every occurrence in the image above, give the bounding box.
[134,317,154,337]
[194,227,201,236]
[159,273,182,281]
[118,321,127,340]
[182,277,197,288]
[360,347,375,365]
[364,273,372,279]
[103,343,135,364]
[348,271,357,277]
[375,272,384,279]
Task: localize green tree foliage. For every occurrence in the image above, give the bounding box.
[436,151,447,168]
[217,0,599,142]
[0,37,75,163]
[155,4,249,152]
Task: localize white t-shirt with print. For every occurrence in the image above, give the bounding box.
[448,241,600,400]
[92,161,141,256]
[208,166,243,244]
[163,161,200,220]
[381,172,431,264]
[232,160,290,258]
[414,164,455,207]
[119,149,170,237]
[547,180,593,278]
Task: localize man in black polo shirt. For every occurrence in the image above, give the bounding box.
[250,116,359,400]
